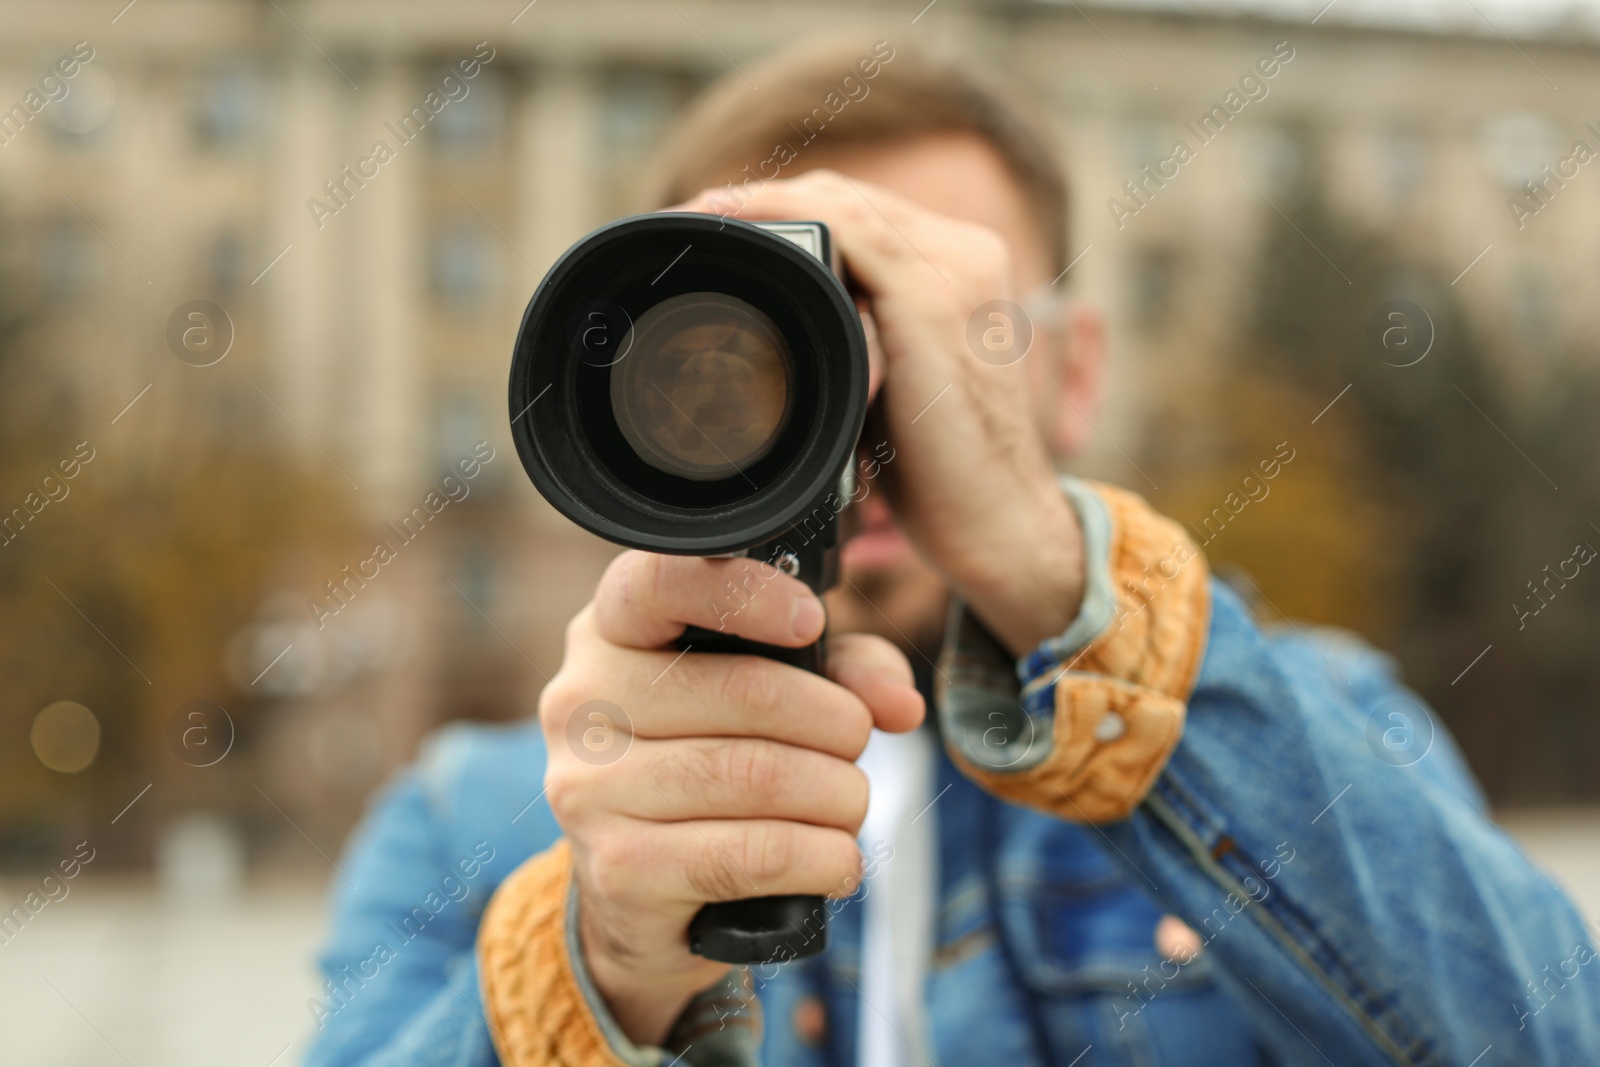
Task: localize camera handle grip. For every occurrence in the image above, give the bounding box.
[680,536,838,966]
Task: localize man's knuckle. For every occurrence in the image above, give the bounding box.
[800,167,839,190]
[722,738,780,797]
[686,840,748,901]
[841,765,870,830]
[720,657,782,716]
[596,552,633,605]
[839,694,874,756]
[645,553,682,611]
[976,225,1010,264]
[537,675,579,731]
[563,608,588,649]
[961,225,1012,286]
[868,221,906,262]
[739,822,794,884]
[617,551,658,611]
[585,834,637,902]
[658,740,716,801]
[829,831,864,889]
[543,765,586,825]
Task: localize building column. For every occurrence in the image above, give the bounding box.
[351,60,424,507]
[265,53,343,453]
[515,63,603,282]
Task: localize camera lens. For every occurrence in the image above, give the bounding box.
[610,292,793,482]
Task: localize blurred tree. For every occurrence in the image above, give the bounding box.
[1145,126,1600,804]
[0,205,363,868]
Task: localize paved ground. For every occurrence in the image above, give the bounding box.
[2,811,1595,1066]
[1,875,326,1067]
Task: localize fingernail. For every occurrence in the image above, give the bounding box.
[791,595,825,641]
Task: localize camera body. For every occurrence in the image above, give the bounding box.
[508,213,870,963]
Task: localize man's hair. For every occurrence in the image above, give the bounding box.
[643,40,1070,274]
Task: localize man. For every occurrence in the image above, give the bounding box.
[304,42,1600,1067]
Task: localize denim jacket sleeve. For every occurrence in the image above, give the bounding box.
[301,732,507,1067]
[939,477,1600,1066]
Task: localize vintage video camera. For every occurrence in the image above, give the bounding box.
[507,213,870,964]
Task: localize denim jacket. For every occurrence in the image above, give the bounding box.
[303,480,1600,1067]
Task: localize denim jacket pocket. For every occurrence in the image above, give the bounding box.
[996,843,1217,999]
[991,816,1270,1066]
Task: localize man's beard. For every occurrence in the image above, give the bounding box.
[825,552,950,664]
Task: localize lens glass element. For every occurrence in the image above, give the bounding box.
[610,292,793,482]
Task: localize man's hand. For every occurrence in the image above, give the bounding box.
[539,551,924,1046]
[673,170,1085,656]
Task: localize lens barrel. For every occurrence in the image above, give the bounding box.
[508,213,869,557]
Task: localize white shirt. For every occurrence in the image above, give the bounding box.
[854,727,937,1067]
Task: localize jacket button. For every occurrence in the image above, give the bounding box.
[1093,710,1127,742]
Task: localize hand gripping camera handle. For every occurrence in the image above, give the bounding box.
[682,535,836,966]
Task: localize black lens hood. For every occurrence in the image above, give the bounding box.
[508,213,869,556]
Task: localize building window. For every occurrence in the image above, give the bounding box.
[1511,266,1554,348]
[434,69,504,157]
[436,390,486,471]
[429,222,493,311]
[1120,120,1168,172]
[600,68,696,168]
[209,231,246,298]
[1247,126,1303,198]
[1130,247,1178,333]
[1376,129,1428,205]
[194,67,264,151]
[453,542,498,636]
[40,220,99,305]
[1482,113,1555,189]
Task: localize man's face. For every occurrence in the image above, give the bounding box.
[774,132,1097,656]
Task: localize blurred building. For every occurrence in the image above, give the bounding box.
[1,0,1597,842]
